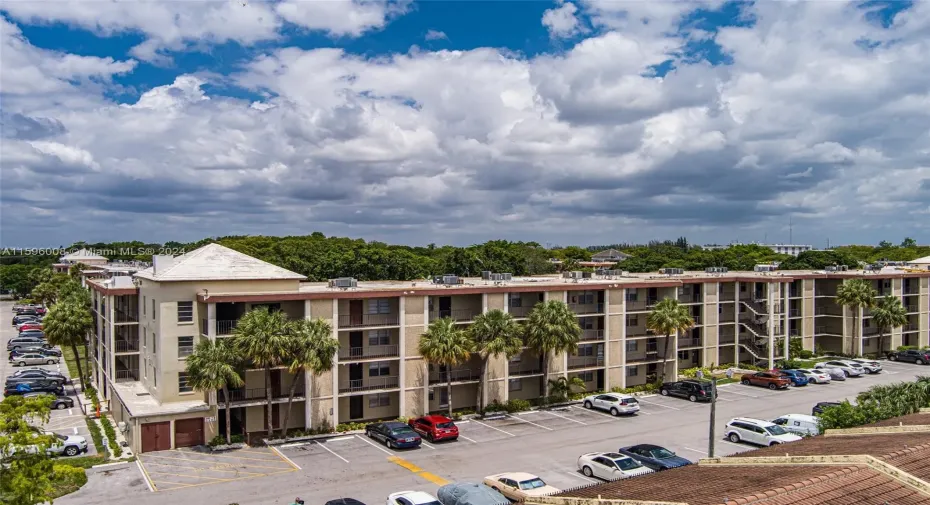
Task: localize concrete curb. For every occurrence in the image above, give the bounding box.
[263,430,365,446]
[87,461,131,474]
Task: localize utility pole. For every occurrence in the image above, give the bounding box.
[698,370,725,457]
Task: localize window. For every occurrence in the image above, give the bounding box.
[577,345,594,356]
[509,378,522,391]
[143,329,146,349]
[368,329,390,346]
[143,296,146,315]
[368,299,390,314]
[178,336,194,358]
[678,350,689,360]
[626,315,638,327]
[626,340,638,352]
[369,393,390,408]
[178,372,192,393]
[369,362,390,377]
[578,371,594,382]
[627,367,638,377]
[580,318,594,330]
[626,289,638,302]
[153,332,156,355]
[510,293,522,307]
[152,299,156,319]
[177,301,193,323]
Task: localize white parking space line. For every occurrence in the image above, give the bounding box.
[565,471,599,484]
[636,398,680,410]
[459,435,478,444]
[355,434,394,455]
[472,419,515,437]
[72,427,77,434]
[271,446,301,470]
[543,410,587,425]
[316,441,350,463]
[718,388,758,399]
[509,415,554,431]
[720,439,746,450]
[136,460,155,492]
[421,441,436,450]
[682,446,708,456]
[328,435,355,442]
[68,409,73,415]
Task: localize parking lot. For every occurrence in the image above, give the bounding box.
[137,447,298,491]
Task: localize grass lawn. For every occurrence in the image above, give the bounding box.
[62,344,88,384]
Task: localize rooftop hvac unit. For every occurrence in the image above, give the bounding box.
[582,271,593,279]
[595,268,609,276]
[501,273,512,281]
[607,269,623,276]
[489,273,504,281]
[481,271,492,280]
[562,272,573,279]
[569,271,584,279]
[705,267,728,274]
[754,265,777,272]
[661,268,684,275]
[442,275,461,285]
[329,277,358,289]
[837,265,849,271]
[824,266,837,272]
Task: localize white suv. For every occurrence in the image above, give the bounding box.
[724,417,802,447]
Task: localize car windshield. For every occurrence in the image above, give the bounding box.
[436,422,455,429]
[518,478,547,490]
[614,458,643,471]
[765,425,789,436]
[391,427,416,436]
[650,448,675,459]
[621,397,638,404]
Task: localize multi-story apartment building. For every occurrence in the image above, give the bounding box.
[84,244,930,454]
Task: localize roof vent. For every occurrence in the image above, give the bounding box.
[329,277,358,289]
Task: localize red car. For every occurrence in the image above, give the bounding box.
[408,415,459,442]
[18,323,43,332]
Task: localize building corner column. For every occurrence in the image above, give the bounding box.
[398,296,406,418]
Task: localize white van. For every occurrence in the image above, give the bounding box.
[771,414,820,436]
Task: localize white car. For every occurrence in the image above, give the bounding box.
[815,360,864,377]
[581,393,640,416]
[850,359,882,374]
[795,368,831,384]
[724,417,803,447]
[47,433,88,457]
[483,472,560,500]
[577,452,654,480]
[386,491,441,505]
[771,414,820,437]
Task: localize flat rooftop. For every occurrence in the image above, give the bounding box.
[111,381,209,418]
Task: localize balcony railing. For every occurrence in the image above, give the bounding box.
[626,299,659,311]
[339,376,399,393]
[690,314,702,325]
[569,303,604,315]
[114,339,139,353]
[903,324,918,332]
[568,356,604,369]
[814,291,835,297]
[338,313,400,328]
[678,338,701,348]
[815,306,842,316]
[906,305,918,313]
[580,330,604,341]
[339,345,399,360]
[217,320,238,336]
[508,305,537,318]
[789,309,801,317]
[719,292,736,302]
[718,334,736,344]
[862,327,880,336]
[429,369,481,384]
[115,370,138,383]
[508,365,541,376]
[645,342,658,353]
[903,287,919,295]
[788,290,800,298]
[114,309,139,323]
[218,385,305,403]
[815,325,842,336]
[429,309,480,322]
[627,354,669,363]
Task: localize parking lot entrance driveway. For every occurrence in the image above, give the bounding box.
[138,447,297,491]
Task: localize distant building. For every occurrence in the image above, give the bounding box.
[699,242,813,257]
[590,248,631,263]
[907,255,930,270]
[53,248,109,273]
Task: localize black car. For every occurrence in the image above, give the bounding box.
[887,349,930,364]
[7,337,49,351]
[4,381,64,396]
[10,347,62,358]
[22,393,74,410]
[812,401,842,416]
[364,421,422,449]
[659,380,715,402]
[617,444,692,471]
[7,369,68,386]
[12,314,39,326]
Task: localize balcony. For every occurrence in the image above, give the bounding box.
[814,325,842,336]
[906,305,919,313]
[903,324,918,332]
[508,305,537,318]
[216,320,238,336]
[627,353,669,363]
[691,314,702,325]
[626,299,658,311]
[339,345,399,360]
[114,338,139,353]
[338,313,400,328]
[568,356,604,370]
[862,327,880,337]
[114,309,138,323]
[339,376,399,393]
[429,369,481,384]
[814,306,842,316]
[429,308,480,322]
[569,303,604,315]
[789,309,801,317]
[580,329,604,342]
[115,370,138,383]
[508,364,541,376]
[719,334,736,344]
[719,291,736,302]
[218,385,304,403]
[678,337,701,348]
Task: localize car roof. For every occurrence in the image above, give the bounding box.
[778,413,819,422]
[324,499,366,505]
[419,415,452,423]
[601,452,629,459]
[491,472,538,481]
[624,444,662,451]
[729,417,775,427]
[383,421,409,429]
[393,491,438,505]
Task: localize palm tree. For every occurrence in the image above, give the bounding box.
[836,279,877,356]
[547,376,586,402]
[468,310,523,411]
[872,296,908,355]
[42,299,92,392]
[524,300,582,400]
[234,307,290,438]
[646,298,694,383]
[419,318,473,418]
[279,318,339,438]
[186,339,244,444]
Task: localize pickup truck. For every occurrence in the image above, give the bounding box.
[887,349,930,365]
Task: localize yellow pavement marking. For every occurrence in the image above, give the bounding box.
[137,458,159,492]
[140,460,268,475]
[150,469,297,492]
[147,471,231,481]
[171,449,286,463]
[387,456,450,486]
[142,453,293,470]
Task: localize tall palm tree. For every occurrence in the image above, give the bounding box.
[524,300,582,400]
[419,318,473,418]
[836,279,877,356]
[279,318,339,438]
[872,296,908,355]
[43,299,92,392]
[234,307,290,438]
[547,376,586,402]
[468,310,523,411]
[646,298,694,383]
[186,338,244,444]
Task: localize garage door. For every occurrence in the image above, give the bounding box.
[175,418,204,448]
[141,422,171,453]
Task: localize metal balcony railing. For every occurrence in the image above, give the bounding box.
[216,320,238,336]
[339,376,399,393]
[862,327,880,336]
[114,339,139,353]
[903,324,918,332]
[218,385,305,403]
[691,314,702,325]
[429,309,480,322]
[338,313,400,328]
[678,338,701,348]
[645,342,659,353]
[627,354,669,363]
[580,330,604,341]
[568,356,604,369]
[789,309,801,317]
[718,334,736,344]
[508,305,537,318]
[113,309,139,323]
[339,345,399,360]
[569,303,604,315]
[815,306,842,316]
[906,305,918,313]
[429,369,481,384]
[508,365,541,376]
[719,292,736,301]
[115,370,138,383]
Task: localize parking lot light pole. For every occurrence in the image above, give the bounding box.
[708,375,717,458]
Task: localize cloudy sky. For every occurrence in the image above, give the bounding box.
[1,0,928,248]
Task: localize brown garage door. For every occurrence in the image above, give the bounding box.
[174,418,204,448]
[141,421,171,453]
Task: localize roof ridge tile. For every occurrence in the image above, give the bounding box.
[716,465,867,505]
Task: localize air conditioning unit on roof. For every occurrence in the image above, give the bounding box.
[329,277,357,289]
[501,273,512,281]
[481,271,492,280]
[660,268,684,275]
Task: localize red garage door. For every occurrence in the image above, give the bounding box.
[174,418,204,448]
[141,422,171,453]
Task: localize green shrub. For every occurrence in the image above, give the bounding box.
[50,464,88,498]
[610,382,662,395]
[898,345,918,351]
[84,387,100,411]
[99,417,122,457]
[54,455,107,469]
[84,418,105,454]
[777,358,806,369]
[798,350,814,359]
[506,399,532,412]
[335,421,368,433]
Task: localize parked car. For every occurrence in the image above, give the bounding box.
[577,452,654,480]
[482,472,559,500]
[659,380,714,402]
[10,353,59,367]
[740,372,790,390]
[812,401,842,416]
[18,330,45,339]
[617,444,691,471]
[11,347,62,358]
[12,314,38,326]
[774,369,809,387]
[887,349,930,365]
[724,417,803,446]
[22,393,74,410]
[805,366,845,381]
[850,359,882,373]
[386,491,441,505]
[365,422,422,449]
[6,337,49,351]
[815,360,865,377]
[4,381,64,396]
[770,414,820,436]
[794,368,832,384]
[437,482,508,505]
[7,369,67,386]
[47,432,88,457]
[408,415,459,442]
[16,321,42,331]
[581,393,640,415]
